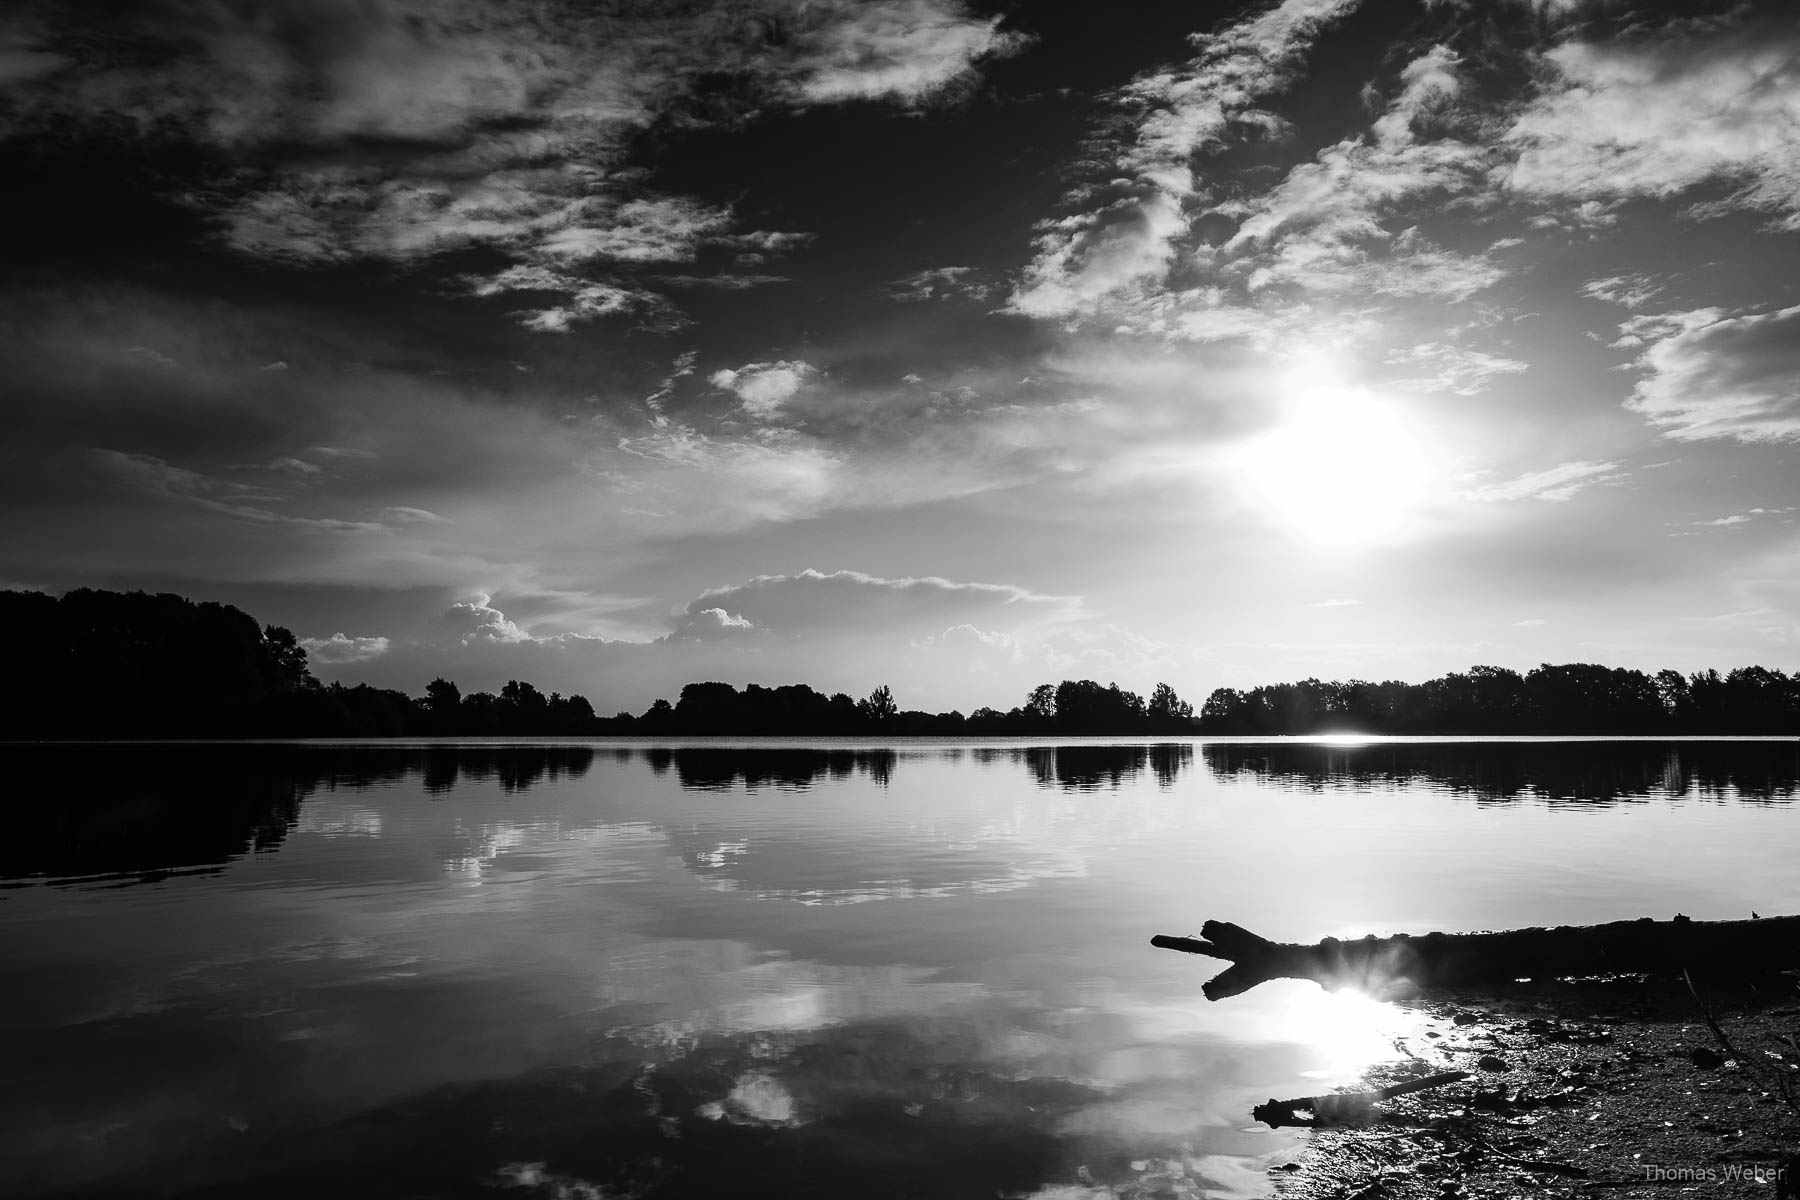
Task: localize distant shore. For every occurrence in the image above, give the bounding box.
[6,588,1796,739]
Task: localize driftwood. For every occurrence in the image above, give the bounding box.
[1253,1070,1468,1128]
[1151,915,1800,1000]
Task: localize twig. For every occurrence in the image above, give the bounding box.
[1684,968,1751,1066]
[1253,1071,1468,1128]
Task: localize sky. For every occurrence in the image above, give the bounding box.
[3,0,1798,715]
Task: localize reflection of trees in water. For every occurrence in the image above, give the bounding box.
[1204,741,1800,804]
[645,745,1194,793]
[1020,744,1194,791]
[4,745,597,886]
[658,747,897,791]
[417,746,595,794]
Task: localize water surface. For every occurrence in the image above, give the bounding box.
[3,738,1796,1198]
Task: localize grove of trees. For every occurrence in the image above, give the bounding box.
[1197,663,1800,735]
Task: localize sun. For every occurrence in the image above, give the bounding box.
[1228,368,1439,546]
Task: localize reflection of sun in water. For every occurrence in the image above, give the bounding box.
[1232,366,1438,546]
[1278,985,1436,1081]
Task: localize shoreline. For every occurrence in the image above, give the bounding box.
[1265,976,1800,1198]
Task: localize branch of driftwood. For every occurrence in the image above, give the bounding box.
[1150,914,1800,1000]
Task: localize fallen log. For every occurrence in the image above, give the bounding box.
[1151,914,1800,1000]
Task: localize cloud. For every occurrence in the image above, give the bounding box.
[1464,459,1625,503]
[672,568,1084,640]
[1006,0,1361,321]
[1581,273,1662,310]
[1385,341,1528,395]
[667,606,759,641]
[1216,45,1500,302]
[92,449,388,534]
[883,266,991,303]
[382,506,448,524]
[4,0,1014,328]
[301,632,391,664]
[1621,305,1800,442]
[1506,16,1800,228]
[709,361,819,419]
[788,0,1027,104]
[439,593,530,645]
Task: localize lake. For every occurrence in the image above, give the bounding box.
[3,738,1797,1199]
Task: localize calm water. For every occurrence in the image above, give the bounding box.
[3,738,1798,1199]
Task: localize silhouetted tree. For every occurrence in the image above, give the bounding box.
[858,684,898,726]
[1147,682,1195,731]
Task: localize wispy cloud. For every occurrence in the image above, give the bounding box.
[1464,459,1626,503]
[1385,341,1528,395]
[671,568,1087,640]
[1622,305,1800,443]
[4,0,1016,330]
[1217,45,1499,301]
[1581,273,1663,310]
[883,266,992,303]
[1006,0,1361,322]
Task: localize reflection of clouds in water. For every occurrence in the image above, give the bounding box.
[606,946,990,1044]
[295,799,384,837]
[665,781,1207,905]
[435,820,665,892]
[696,1072,801,1125]
[495,1161,626,1199]
[1017,1153,1263,1200]
[147,936,425,1011]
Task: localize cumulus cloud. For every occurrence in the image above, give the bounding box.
[1006,0,1360,321]
[666,606,760,641]
[709,361,819,419]
[1464,459,1625,503]
[1506,16,1800,228]
[1621,305,1800,442]
[439,593,530,644]
[301,632,391,664]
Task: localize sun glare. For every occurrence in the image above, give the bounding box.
[1276,984,1438,1081]
[1231,369,1438,546]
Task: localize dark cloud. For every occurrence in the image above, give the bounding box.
[0,0,1021,331]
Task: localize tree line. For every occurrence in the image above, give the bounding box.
[0,588,603,738]
[1198,663,1800,735]
[5,589,1794,738]
[608,677,1197,735]
[0,589,1198,738]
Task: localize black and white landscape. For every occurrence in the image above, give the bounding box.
[3,2,1799,1198]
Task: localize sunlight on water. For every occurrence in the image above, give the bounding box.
[0,739,1794,1199]
[1272,987,1439,1082]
